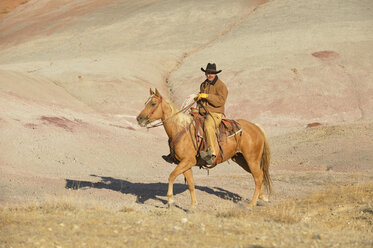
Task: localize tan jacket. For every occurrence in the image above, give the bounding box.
[198,76,228,115]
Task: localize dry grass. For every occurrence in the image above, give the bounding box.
[261,183,373,225]
[1,183,372,247]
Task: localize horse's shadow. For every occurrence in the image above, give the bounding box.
[65,174,242,207]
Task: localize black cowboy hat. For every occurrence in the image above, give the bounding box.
[201,63,222,74]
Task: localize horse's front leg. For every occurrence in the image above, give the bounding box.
[167,158,195,208]
[183,168,197,209]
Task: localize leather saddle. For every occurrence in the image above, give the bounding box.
[167,109,242,168]
[190,109,242,168]
[191,109,242,151]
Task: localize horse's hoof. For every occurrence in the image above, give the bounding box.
[187,205,197,213]
[168,202,175,209]
[247,202,257,208]
[259,195,269,202]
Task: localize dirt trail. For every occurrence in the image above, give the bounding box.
[164,0,269,100]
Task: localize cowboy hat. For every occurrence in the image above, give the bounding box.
[201,63,222,74]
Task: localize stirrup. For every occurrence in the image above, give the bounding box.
[200,151,216,165]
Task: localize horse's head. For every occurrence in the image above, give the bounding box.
[136,88,164,127]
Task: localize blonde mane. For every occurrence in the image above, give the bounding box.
[166,100,193,131]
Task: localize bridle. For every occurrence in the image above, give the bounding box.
[145,95,163,120]
[142,94,196,129]
[141,94,164,129]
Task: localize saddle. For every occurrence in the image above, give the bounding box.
[191,110,241,139]
[169,108,242,168]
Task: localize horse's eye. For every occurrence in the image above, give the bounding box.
[151,103,156,107]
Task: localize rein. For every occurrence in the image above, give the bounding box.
[145,95,197,129]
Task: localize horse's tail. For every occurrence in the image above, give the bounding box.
[257,124,272,194]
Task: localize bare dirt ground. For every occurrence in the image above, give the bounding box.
[0,0,30,19]
[0,0,372,247]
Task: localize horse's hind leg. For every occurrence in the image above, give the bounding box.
[183,168,197,209]
[233,153,264,207]
[247,160,263,207]
[259,184,268,202]
[242,154,264,207]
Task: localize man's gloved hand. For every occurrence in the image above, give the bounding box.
[199,93,208,99]
[194,93,208,101]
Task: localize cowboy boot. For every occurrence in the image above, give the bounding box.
[162,154,176,164]
[199,151,216,165]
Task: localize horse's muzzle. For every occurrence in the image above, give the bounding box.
[136,115,149,127]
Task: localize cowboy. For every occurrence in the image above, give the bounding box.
[195,63,228,165]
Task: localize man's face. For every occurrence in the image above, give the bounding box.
[205,72,217,82]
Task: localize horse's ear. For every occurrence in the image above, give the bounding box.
[155,88,161,97]
[150,88,154,95]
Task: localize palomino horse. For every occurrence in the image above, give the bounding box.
[137,89,272,209]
